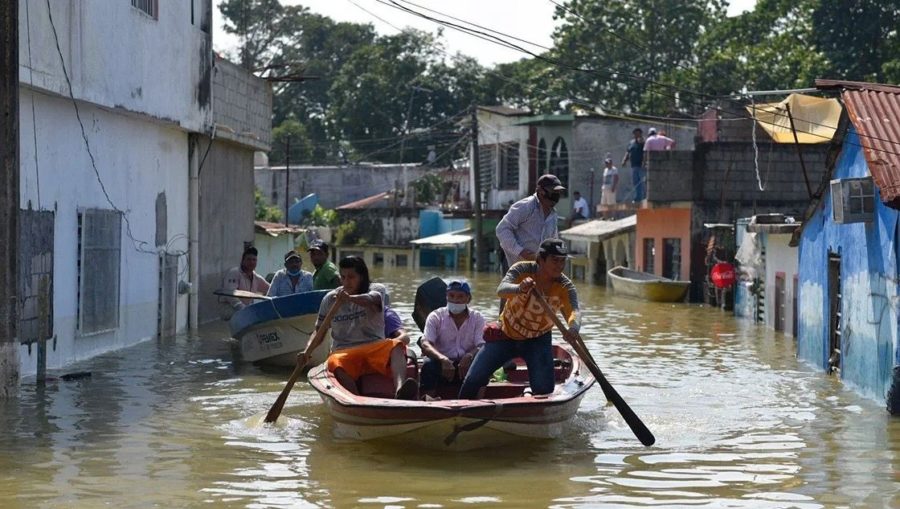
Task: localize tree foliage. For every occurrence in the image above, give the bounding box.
[221,0,900,161]
[254,189,282,223]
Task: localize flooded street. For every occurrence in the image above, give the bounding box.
[1,266,898,508]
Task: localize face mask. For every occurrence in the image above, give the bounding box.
[447,302,468,314]
[287,269,302,277]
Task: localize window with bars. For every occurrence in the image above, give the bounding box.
[478,144,496,189]
[643,238,655,274]
[131,0,159,20]
[77,209,122,335]
[499,142,519,189]
[549,137,569,191]
[663,238,682,280]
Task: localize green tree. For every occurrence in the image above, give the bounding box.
[273,14,377,162]
[270,118,313,165]
[255,189,282,222]
[549,0,726,114]
[218,0,307,71]
[811,0,900,82]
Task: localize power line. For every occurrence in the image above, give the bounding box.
[379,0,900,157]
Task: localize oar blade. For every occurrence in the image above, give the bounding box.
[264,364,303,423]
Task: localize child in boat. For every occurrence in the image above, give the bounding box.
[458,239,581,399]
[296,256,418,400]
[419,279,485,397]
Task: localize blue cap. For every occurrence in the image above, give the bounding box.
[446,279,471,295]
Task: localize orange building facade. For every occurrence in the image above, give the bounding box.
[634,207,692,281]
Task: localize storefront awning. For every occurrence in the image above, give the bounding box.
[748,93,842,144]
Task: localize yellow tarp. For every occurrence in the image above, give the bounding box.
[747,93,842,144]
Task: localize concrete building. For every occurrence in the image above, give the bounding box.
[472,106,695,218]
[733,215,801,335]
[796,81,900,413]
[560,216,636,285]
[640,132,828,301]
[197,57,272,323]
[255,163,429,211]
[14,1,270,377]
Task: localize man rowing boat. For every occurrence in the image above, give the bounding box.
[458,239,581,399]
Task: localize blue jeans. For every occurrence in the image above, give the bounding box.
[458,331,554,399]
[420,357,459,391]
[632,165,646,202]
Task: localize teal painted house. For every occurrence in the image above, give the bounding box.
[796,80,900,413]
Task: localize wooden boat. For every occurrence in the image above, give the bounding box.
[307,342,596,451]
[607,266,690,302]
[229,290,332,367]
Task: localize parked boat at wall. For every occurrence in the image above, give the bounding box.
[229,290,331,367]
[307,343,595,451]
[607,266,690,303]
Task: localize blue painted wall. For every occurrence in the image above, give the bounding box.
[797,128,899,403]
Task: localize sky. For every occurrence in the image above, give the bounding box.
[213,0,759,67]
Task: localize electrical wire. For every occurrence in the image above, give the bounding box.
[46,0,186,257]
[379,0,900,157]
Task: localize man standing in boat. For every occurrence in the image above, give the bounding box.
[220,246,270,318]
[458,239,581,399]
[495,174,564,271]
[419,279,485,397]
[307,240,341,290]
[267,250,314,297]
[297,256,418,400]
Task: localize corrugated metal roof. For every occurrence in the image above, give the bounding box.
[254,221,304,237]
[816,79,900,208]
[559,215,637,241]
[410,229,473,247]
[336,191,392,210]
[478,105,531,116]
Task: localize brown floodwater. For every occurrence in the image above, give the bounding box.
[1,266,898,508]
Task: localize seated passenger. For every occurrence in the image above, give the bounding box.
[219,246,269,319]
[419,279,485,396]
[384,306,411,345]
[266,250,314,297]
[296,256,418,400]
[458,239,581,399]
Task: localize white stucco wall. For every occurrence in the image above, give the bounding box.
[18,0,211,131]
[473,110,530,210]
[764,233,799,334]
[17,91,190,376]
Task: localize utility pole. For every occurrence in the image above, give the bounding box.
[471,106,486,272]
[0,0,20,397]
[284,137,290,226]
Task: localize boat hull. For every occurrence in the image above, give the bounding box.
[230,290,332,366]
[608,266,690,302]
[308,343,595,451]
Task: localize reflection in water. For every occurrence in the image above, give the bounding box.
[1,266,899,508]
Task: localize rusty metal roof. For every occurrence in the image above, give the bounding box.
[817,79,900,207]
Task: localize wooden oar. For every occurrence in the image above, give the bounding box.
[264,299,341,423]
[214,288,272,301]
[532,291,656,446]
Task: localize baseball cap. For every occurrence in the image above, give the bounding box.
[284,250,301,262]
[446,279,471,295]
[539,238,571,258]
[648,127,658,135]
[537,174,566,192]
[307,239,328,252]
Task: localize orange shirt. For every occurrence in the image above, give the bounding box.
[498,261,581,340]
